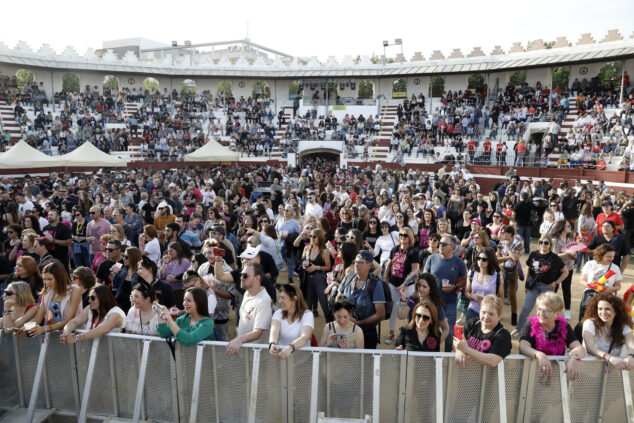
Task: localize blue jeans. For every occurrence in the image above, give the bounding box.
[444,302,457,352]
[575,252,588,270]
[285,251,298,283]
[517,226,531,254]
[516,283,551,332]
[73,243,91,269]
[466,308,479,321]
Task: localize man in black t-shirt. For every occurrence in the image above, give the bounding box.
[96,240,124,285]
[512,192,534,254]
[43,209,72,272]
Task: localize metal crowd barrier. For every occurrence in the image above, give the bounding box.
[0,330,633,423]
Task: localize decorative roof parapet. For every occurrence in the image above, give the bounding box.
[509,42,524,53]
[15,40,33,54]
[411,52,425,62]
[552,37,572,48]
[394,53,406,63]
[448,49,464,59]
[430,50,445,60]
[467,47,485,57]
[577,33,596,45]
[490,45,505,55]
[601,29,624,43]
[529,39,546,50]
[37,44,56,57]
[62,46,79,59]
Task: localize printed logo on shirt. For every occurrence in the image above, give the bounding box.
[391,251,406,279]
[466,335,491,352]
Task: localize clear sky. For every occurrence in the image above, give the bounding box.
[2,0,632,60]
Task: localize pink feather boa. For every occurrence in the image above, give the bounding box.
[529,315,568,356]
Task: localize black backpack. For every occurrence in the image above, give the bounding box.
[366,274,393,320]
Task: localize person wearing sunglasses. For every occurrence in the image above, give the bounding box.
[512,235,568,337]
[60,284,126,345]
[383,227,419,344]
[71,210,91,268]
[0,281,38,332]
[394,300,441,352]
[464,248,503,321]
[226,262,272,357]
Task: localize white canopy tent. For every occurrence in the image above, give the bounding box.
[184,139,239,162]
[58,142,127,167]
[0,140,64,169]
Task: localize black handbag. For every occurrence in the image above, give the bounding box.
[525,277,537,290]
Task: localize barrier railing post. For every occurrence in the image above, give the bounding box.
[132,339,151,423]
[517,359,533,423]
[281,353,289,423]
[372,354,381,422]
[188,344,205,423]
[621,370,634,423]
[435,357,443,423]
[68,343,81,413]
[78,337,100,423]
[26,332,50,423]
[107,337,119,418]
[309,352,320,423]
[13,332,26,407]
[359,354,365,416]
[397,354,407,423]
[175,343,187,423]
[557,360,571,423]
[477,366,487,422]
[247,348,261,423]
[497,360,508,423]
[211,346,221,423]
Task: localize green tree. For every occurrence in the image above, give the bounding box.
[62,73,80,92]
[431,76,444,97]
[252,80,270,99]
[217,80,232,97]
[16,69,34,91]
[358,80,374,99]
[181,79,196,95]
[143,77,159,93]
[468,74,484,90]
[353,55,361,65]
[552,67,569,90]
[599,62,622,86]
[103,75,119,91]
[509,71,526,86]
[289,81,300,99]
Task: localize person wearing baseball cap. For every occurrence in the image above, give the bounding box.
[335,250,386,349]
[596,201,624,235]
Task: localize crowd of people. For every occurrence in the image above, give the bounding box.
[0,159,633,376]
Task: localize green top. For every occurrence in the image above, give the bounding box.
[157,314,214,346]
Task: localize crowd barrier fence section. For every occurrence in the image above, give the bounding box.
[0,330,633,423]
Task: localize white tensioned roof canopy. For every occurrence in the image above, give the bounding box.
[0,35,632,79]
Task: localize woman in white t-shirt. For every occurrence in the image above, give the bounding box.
[579,244,622,294]
[269,284,314,359]
[582,293,634,367]
[59,285,126,345]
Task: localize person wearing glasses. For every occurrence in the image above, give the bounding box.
[454,295,511,368]
[136,256,176,310]
[394,300,441,352]
[512,235,568,337]
[71,210,91,268]
[153,201,176,244]
[269,284,314,359]
[59,284,126,345]
[423,234,468,352]
[226,262,272,356]
[86,206,111,263]
[497,225,523,326]
[124,280,160,336]
[299,228,332,319]
[373,221,399,266]
[336,250,386,349]
[519,292,585,381]
[111,247,143,313]
[383,227,419,344]
[0,281,38,332]
[25,260,82,337]
[95,239,124,285]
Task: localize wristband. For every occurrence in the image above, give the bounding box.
[43,325,48,333]
[75,334,80,343]
[238,336,243,344]
[268,342,277,350]
[289,343,296,353]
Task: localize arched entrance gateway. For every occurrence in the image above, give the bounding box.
[297,141,345,168]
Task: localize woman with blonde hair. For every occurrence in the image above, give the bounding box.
[383,226,419,344]
[301,228,332,319]
[110,224,131,247]
[0,281,38,332]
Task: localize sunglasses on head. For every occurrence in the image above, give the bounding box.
[415,313,431,322]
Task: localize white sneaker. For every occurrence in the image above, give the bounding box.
[564,310,571,320]
[511,329,521,339]
[384,334,395,344]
